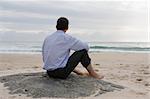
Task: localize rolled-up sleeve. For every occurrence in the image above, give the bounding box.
[65,34,89,51]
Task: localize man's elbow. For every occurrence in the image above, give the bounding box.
[84,44,89,51]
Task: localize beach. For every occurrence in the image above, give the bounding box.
[0,0,148,98]
[0,52,149,99]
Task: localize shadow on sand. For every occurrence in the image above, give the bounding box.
[0,72,124,98]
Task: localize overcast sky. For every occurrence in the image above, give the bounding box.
[0,0,149,42]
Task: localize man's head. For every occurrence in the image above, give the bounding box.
[56,17,69,32]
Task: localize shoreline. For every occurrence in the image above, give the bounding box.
[0,50,150,55]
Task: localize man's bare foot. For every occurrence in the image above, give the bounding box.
[89,71,104,79]
[86,64,104,79]
[75,71,88,76]
[81,72,89,76]
[73,69,89,76]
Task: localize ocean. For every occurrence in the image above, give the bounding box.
[0,41,150,54]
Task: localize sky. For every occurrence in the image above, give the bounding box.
[0,0,149,42]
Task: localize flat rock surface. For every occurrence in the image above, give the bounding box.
[0,72,124,98]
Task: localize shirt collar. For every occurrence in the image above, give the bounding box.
[56,30,65,34]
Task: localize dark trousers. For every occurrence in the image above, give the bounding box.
[47,49,91,79]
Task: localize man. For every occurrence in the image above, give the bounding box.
[42,17,104,79]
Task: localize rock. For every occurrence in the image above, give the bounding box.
[95,64,100,66]
[24,89,28,92]
[136,78,142,81]
[143,71,150,75]
[0,72,124,98]
[144,83,150,86]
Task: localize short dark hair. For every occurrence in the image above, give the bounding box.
[56,17,69,30]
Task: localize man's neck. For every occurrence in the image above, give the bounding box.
[57,30,65,33]
[57,30,66,33]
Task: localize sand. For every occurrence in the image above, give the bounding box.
[0,52,149,99]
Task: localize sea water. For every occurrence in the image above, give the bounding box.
[0,41,150,54]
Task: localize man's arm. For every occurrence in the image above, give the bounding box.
[65,34,89,51]
[71,40,89,51]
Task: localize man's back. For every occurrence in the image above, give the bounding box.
[42,30,89,70]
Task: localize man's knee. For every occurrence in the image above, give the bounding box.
[80,49,87,52]
[75,49,87,54]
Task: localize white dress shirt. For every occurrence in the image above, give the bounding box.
[42,30,89,70]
